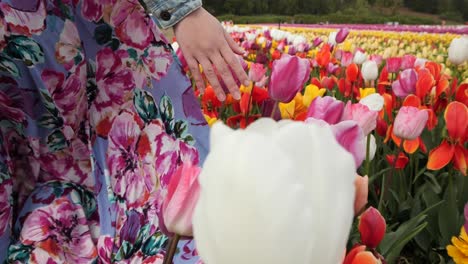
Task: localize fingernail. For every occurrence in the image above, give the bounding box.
[244,80,251,87]
[218,93,226,101]
[233,92,241,100]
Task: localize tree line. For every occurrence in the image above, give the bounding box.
[203,0,468,21]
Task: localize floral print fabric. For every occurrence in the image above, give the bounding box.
[0,0,209,263]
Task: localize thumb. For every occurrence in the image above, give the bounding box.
[224,30,245,55]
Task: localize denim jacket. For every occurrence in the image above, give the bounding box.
[141,0,202,29]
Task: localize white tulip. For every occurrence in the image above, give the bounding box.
[359,93,384,112]
[193,119,356,264]
[361,60,379,81]
[293,35,307,47]
[369,134,377,161]
[353,50,368,65]
[448,36,468,65]
[245,33,257,42]
[328,31,337,46]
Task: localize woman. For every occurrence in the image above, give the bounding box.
[0,0,247,262]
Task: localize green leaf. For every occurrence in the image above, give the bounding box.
[159,95,174,122]
[39,90,60,116]
[133,89,159,123]
[438,183,460,246]
[183,134,195,145]
[38,112,64,129]
[7,244,32,263]
[379,214,428,264]
[94,24,113,45]
[0,54,20,77]
[173,120,189,139]
[5,36,44,66]
[142,231,168,256]
[128,48,138,60]
[47,129,68,151]
[114,241,135,261]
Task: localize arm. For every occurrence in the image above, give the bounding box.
[141,0,250,101]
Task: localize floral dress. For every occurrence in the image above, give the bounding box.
[0,0,209,263]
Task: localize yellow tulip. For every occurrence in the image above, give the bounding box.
[359,88,376,99]
[204,115,218,127]
[303,84,326,107]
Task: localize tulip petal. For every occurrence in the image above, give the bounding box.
[427,140,455,171]
[403,94,421,107]
[343,245,366,264]
[403,138,420,154]
[444,101,468,142]
[453,144,467,176]
[351,252,380,264]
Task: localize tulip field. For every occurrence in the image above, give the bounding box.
[175,23,468,263]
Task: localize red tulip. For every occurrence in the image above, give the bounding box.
[268,54,311,103]
[346,63,359,82]
[159,163,201,236]
[386,57,402,73]
[358,207,386,248]
[386,152,409,169]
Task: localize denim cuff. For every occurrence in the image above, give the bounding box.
[142,0,202,29]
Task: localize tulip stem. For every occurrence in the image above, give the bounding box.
[365,134,371,177]
[163,234,181,264]
[270,101,278,119]
[379,139,404,212]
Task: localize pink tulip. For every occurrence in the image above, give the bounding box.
[159,163,201,236]
[354,175,369,215]
[341,51,354,67]
[305,118,366,167]
[269,54,311,103]
[386,57,402,73]
[358,207,386,248]
[249,63,267,83]
[336,28,350,43]
[369,54,383,66]
[392,69,417,98]
[327,62,339,75]
[401,54,416,69]
[306,96,345,125]
[342,102,378,135]
[332,120,366,167]
[393,106,428,140]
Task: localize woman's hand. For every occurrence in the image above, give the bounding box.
[174,8,250,101]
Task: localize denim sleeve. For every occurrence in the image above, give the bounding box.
[141,0,202,29]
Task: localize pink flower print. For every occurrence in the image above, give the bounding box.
[0,0,46,36]
[81,0,115,22]
[0,90,26,124]
[0,179,12,236]
[110,0,153,50]
[41,64,87,133]
[55,20,84,72]
[39,138,93,188]
[0,16,9,49]
[118,46,173,88]
[91,48,135,137]
[107,110,158,208]
[97,236,114,264]
[20,197,98,263]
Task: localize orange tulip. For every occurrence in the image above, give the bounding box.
[428,101,468,175]
[347,63,360,82]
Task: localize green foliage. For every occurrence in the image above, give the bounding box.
[205,0,468,22]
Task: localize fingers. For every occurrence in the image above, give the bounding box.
[220,46,250,89]
[224,30,245,55]
[197,57,226,101]
[186,56,206,93]
[211,53,241,100]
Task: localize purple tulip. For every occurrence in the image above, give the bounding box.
[313,37,323,47]
[269,54,311,103]
[392,69,417,98]
[336,28,350,43]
